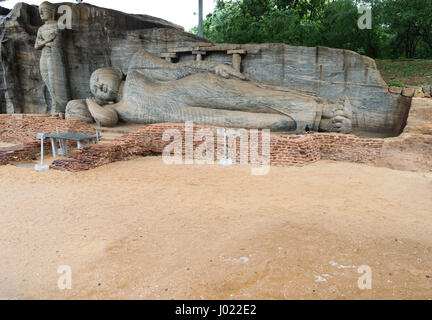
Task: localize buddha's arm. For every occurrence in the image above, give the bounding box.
[129,50,247,81]
[34,31,46,50]
[34,29,57,50]
[181,61,246,80]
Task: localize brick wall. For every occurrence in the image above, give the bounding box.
[314,133,384,163]
[50,123,385,172]
[0,114,95,165]
[0,141,41,165]
[0,114,95,144]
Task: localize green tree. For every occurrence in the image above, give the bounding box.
[190,0,432,59]
[374,0,432,58]
[193,0,325,44]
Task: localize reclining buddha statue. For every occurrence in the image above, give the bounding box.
[66,50,353,133]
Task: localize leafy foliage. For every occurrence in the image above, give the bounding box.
[190,0,432,59]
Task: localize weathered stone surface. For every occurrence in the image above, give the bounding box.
[401,87,414,97]
[0,2,409,135]
[194,44,405,134]
[0,2,207,114]
[389,86,403,95]
[404,98,432,135]
[413,87,426,98]
[83,51,354,133]
[65,99,93,123]
[35,2,70,115]
[401,86,424,97]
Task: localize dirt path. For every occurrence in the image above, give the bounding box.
[0,157,431,299]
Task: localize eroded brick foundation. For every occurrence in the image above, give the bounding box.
[48,123,385,172]
[0,114,96,165]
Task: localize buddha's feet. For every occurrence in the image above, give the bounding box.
[327,105,353,133]
[320,97,353,134]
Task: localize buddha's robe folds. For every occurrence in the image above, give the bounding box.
[112,51,320,131]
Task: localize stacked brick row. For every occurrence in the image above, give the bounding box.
[313,133,384,163]
[50,123,386,172]
[0,141,40,165]
[270,134,320,166]
[53,138,154,171]
[0,114,95,144]
[51,124,215,171]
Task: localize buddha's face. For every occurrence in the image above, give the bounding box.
[39,4,55,21]
[90,72,121,102]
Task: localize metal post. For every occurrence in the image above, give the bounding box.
[50,137,58,158]
[62,139,68,156]
[56,126,64,155]
[198,0,203,37]
[35,133,49,171]
[40,135,44,166]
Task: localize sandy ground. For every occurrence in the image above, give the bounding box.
[0,156,431,300]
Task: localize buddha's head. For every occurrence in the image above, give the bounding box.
[90,67,124,102]
[39,1,56,22]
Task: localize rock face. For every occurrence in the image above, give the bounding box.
[83,51,357,132]
[404,98,432,135]
[192,44,408,135]
[0,2,409,135]
[0,2,208,115]
[35,1,71,115]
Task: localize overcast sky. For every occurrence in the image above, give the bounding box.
[1,0,217,30]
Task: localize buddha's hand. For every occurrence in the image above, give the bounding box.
[46,30,58,42]
[215,64,246,81]
[36,36,55,49]
[86,97,99,106]
[86,98,119,127]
